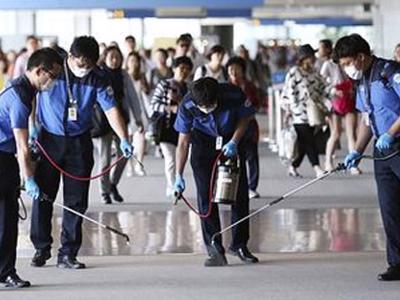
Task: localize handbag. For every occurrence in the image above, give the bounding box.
[306,99,327,127]
[145,112,164,144]
[278,125,298,165]
[332,79,355,115]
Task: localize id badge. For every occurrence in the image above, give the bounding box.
[216,136,223,150]
[362,112,370,126]
[68,103,78,121]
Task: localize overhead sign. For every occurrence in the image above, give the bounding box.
[0,0,264,9]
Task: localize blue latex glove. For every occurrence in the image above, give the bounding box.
[222,140,238,158]
[25,177,40,201]
[344,150,362,169]
[119,138,134,158]
[376,133,395,152]
[173,174,186,195]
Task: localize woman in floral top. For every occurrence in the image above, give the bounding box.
[281,44,329,178]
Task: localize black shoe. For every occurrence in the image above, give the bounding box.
[378,266,400,281]
[110,184,124,203]
[228,247,259,264]
[57,255,86,269]
[204,252,228,267]
[31,249,51,267]
[102,193,112,204]
[0,274,31,288]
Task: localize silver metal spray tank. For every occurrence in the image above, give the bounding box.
[213,157,240,205]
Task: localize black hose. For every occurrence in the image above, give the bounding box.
[360,149,400,162]
[18,197,27,221]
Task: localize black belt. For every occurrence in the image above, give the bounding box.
[0,150,15,157]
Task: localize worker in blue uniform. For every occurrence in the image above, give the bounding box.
[336,34,400,281]
[173,77,259,266]
[30,36,133,269]
[0,48,62,288]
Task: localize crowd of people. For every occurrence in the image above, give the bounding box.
[2,31,400,289]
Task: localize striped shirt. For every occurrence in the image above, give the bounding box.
[151,78,187,115]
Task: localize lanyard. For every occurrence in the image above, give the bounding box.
[63,59,76,106]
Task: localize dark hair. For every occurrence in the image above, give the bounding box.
[0,57,8,74]
[70,36,99,66]
[189,77,219,107]
[206,45,226,60]
[127,51,141,63]
[167,47,176,54]
[27,47,63,71]
[176,34,192,45]
[319,39,333,53]
[125,35,136,43]
[226,56,247,73]
[156,48,168,59]
[26,35,38,42]
[126,51,142,71]
[333,34,371,62]
[102,45,124,69]
[173,56,193,70]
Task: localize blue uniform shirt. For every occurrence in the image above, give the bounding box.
[37,62,116,137]
[356,57,400,137]
[0,75,35,153]
[174,83,255,138]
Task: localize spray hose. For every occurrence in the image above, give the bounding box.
[175,152,224,219]
[35,140,127,181]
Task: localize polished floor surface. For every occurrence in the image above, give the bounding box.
[16,126,385,257]
[17,207,385,256]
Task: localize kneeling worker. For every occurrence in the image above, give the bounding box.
[0,48,62,288]
[173,77,259,266]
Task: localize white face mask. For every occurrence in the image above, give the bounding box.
[70,65,92,78]
[344,64,363,80]
[198,104,217,114]
[41,79,56,91]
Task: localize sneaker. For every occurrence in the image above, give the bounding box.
[314,166,325,178]
[134,164,146,177]
[57,255,86,269]
[102,193,112,205]
[249,190,260,199]
[0,274,30,288]
[325,163,334,172]
[228,246,259,264]
[288,167,302,178]
[378,265,400,281]
[204,253,228,267]
[126,168,134,178]
[350,167,362,175]
[31,249,51,267]
[110,184,124,203]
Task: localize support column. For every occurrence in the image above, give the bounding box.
[373,0,400,58]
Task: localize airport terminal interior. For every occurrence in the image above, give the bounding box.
[1,0,400,299]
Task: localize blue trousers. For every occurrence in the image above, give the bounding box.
[0,153,19,280]
[30,130,94,259]
[189,130,250,256]
[374,146,400,266]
